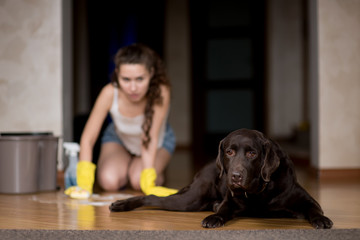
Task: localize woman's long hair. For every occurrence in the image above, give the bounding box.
[111,43,170,148]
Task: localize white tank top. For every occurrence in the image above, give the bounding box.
[109,87,166,156]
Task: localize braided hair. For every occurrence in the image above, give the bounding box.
[111,43,170,148]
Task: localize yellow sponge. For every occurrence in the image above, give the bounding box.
[65,186,91,199]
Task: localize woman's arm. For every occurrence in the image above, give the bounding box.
[79,84,114,162]
[65,84,114,198]
[141,85,171,169]
[139,85,178,196]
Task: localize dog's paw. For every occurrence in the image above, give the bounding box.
[109,196,145,212]
[201,214,225,228]
[109,199,140,212]
[310,215,333,229]
[109,200,130,212]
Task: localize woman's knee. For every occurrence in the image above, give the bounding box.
[97,143,131,191]
[97,170,127,191]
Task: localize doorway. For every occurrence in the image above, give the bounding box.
[190,0,266,170]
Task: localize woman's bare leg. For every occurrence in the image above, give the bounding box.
[97,142,132,191]
[128,148,171,191]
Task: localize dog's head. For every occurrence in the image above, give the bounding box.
[216,129,280,194]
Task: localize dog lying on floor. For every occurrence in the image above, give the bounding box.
[109,129,333,229]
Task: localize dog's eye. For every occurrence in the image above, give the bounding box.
[246,151,257,159]
[225,149,235,156]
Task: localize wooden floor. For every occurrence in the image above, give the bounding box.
[0,150,359,230]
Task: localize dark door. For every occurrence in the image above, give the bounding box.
[190,0,266,170]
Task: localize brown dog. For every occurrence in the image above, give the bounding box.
[109,129,333,229]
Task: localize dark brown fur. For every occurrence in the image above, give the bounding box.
[109,129,333,229]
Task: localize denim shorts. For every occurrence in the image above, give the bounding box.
[101,122,176,155]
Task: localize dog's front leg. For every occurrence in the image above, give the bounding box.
[201,193,237,228]
[290,185,333,229]
[110,196,146,212]
[301,196,333,229]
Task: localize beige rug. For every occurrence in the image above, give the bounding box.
[0,229,359,240]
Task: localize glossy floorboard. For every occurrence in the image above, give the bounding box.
[0,178,359,230]
[0,150,359,230]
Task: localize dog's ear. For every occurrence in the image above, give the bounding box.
[260,139,281,183]
[216,139,225,178]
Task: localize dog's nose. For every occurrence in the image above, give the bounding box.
[231,172,243,182]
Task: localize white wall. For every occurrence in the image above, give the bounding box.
[0,0,63,136]
[317,0,360,169]
[268,0,360,170]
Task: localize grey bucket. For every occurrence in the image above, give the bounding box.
[0,132,59,194]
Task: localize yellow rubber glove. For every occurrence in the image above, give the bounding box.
[140,168,178,197]
[65,161,96,199]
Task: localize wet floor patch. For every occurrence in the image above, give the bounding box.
[29,193,135,206]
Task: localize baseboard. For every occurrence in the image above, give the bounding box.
[314,168,360,181]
